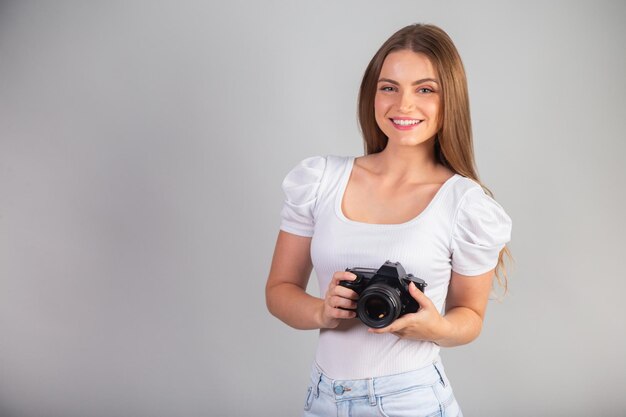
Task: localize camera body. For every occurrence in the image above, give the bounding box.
[339,260,427,329]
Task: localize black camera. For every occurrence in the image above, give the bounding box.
[338,261,427,329]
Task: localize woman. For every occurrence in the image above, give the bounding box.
[266,24,512,417]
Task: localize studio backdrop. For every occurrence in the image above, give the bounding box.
[1,1,625,416]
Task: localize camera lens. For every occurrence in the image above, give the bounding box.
[356,284,402,329]
[364,297,388,319]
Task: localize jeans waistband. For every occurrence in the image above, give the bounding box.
[309,360,447,403]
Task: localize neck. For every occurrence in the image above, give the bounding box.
[371,138,440,183]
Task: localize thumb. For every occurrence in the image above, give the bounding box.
[409,282,431,307]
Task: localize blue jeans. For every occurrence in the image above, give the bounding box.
[302,361,463,417]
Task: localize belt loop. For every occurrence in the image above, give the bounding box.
[367,378,376,406]
[313,365,323,397]
[433,362,446,387]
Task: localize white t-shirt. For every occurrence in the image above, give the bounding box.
[279,155,512,380]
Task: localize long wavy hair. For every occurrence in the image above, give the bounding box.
[357,24,512,291]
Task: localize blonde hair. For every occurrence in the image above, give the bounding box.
[357,23,512,291]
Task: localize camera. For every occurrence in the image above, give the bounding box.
[338,261,427,329]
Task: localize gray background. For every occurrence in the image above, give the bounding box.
[1,1,625,416]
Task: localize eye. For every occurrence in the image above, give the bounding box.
[379,86,396,92]
[417,87,435,94]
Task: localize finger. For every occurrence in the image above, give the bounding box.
[332,271,357,285]
[408,282,432,307]
[329,296,357,310]
[332,308,356,319]
[367,322,396,334]
[333,285,359,300]
[367,313,414,334]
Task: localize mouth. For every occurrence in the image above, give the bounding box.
[389,118,423,128]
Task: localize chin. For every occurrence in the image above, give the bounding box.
[387,136,430,147]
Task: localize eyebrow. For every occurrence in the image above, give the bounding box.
[377,77,439,85]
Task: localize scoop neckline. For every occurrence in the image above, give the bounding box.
[334,156,460,228]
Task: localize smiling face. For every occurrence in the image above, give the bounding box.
[374,50,441,148]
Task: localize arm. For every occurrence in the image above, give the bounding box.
[265,230,357,330]
[369,269,493,347]
[434,269,493,346]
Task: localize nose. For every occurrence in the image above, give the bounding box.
[397,91,414,113]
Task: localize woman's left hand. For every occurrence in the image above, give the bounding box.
[368,282,451,343]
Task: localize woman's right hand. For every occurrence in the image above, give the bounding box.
[318,271,359,329]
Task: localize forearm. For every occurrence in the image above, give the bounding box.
[434,306,484,347]
[266,282,325,330]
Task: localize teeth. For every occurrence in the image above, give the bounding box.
[392,119,421,126]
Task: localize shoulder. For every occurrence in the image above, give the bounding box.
[450,176,512,246]
[284,155,351,176]
[281,155,352,201]
[449,176,509,222]
[449,175,484,196]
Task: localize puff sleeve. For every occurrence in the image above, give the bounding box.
[451,187,512,275]
[279,156,327,237]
